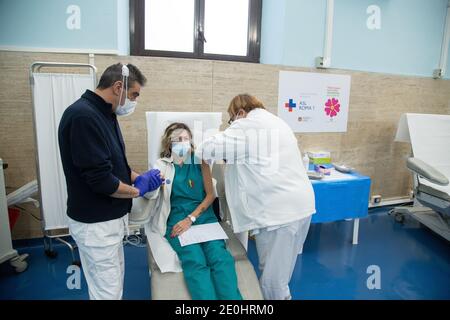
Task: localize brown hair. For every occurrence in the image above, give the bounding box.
[160,123,195,158]
[227,94,265,117]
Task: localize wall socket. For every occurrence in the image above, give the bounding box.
[433,68,443,79]
[371,195,382,204]
[315,56,329,69]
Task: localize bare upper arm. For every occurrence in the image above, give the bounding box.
[201,160,214,197]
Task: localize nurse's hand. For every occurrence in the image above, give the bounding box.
[170,218,192,238]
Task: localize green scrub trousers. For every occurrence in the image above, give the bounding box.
[165,156,242,300]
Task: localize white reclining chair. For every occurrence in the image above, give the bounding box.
[129,112,263,299]
[393,113,450,241]
[130,162,263,300]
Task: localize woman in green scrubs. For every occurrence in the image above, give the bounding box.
[162,123,242,300]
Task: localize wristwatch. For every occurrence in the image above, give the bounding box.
[188,215,196,223]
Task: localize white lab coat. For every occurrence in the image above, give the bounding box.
[198,108,316,300]
[198,108,316,233]
[138,157,183,273]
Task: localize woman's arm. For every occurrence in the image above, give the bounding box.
[192,160,216,217]
[170,160,216,238]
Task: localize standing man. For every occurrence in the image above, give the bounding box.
[198,94,316,300]
[58,63,163,300]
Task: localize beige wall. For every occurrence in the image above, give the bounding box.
[1,51,449,239]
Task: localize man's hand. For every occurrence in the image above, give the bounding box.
[134,169,164,196]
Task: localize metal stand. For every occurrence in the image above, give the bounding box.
[392,206,450,241]
[0,158,29,273]
[352,218,360,245]
[43,233,80,266]
[30,62,97,267]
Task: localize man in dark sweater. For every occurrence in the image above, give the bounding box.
[58,63,162,300]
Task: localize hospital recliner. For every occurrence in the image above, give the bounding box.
[147,221,263,299]
[393,157,450,241]
[134,162,264,300]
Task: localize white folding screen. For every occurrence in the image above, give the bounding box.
[32,73,94,230]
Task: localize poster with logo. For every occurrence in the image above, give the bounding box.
[277,71,351,132]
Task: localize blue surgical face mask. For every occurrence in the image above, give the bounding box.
[172,141,191,158]
[115,98,136,116]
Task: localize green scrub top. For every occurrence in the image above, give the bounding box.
[167,154,217,229]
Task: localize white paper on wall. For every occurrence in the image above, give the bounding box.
[277,71,351,133]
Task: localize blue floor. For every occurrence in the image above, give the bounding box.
[1,208,449,300]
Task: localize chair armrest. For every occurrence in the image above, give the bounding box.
[407,157,449,186]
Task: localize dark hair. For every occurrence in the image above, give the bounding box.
[160,123,194,158]
[97,63,147,89]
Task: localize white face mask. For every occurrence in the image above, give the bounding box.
[115,98,137,116]
[172,141,191,158]
[115,73,137,117]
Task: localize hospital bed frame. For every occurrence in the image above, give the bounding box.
[393,157,450,241]
[0,159,29,272]
[29,62,97,265]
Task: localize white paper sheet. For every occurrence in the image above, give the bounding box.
[323,168,357,181]
[309,168,357,182]
[178,222,228,247]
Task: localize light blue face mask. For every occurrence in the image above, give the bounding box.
[172,141,191,158]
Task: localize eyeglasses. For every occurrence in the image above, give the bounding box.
[228,110,244,125]
[228,113,238,125]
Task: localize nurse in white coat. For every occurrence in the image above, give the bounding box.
[198,94,316,300]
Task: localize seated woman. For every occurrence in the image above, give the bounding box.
[147,122,242,300]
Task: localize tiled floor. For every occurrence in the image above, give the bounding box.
[1,208,449,300]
